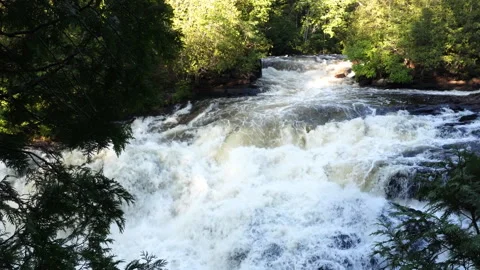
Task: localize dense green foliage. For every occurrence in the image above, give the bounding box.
[2,0,480,269]
[165,0,271,77]
[0,0,179,268]
[293,0,355,54]
[259,0,355,55]
[1,0,180,149]
[345,0,480,83]
[374,152,480,269]
[165,0,357,79]
[1,160,134,269]
[1,0,363,268]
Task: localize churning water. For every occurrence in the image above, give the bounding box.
[7,56,480,269]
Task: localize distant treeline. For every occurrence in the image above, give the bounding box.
[167,0,480,89]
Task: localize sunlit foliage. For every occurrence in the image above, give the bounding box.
[166,0,271,76]
[294,0,356,53]
[344,0,480,83]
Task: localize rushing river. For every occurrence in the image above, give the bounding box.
[66,56,480,269]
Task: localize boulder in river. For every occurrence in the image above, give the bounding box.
[459,114,478,123]
[385,171,418,199]
[334,67,352,78]
[331,233,361,250]
[372,78,389,87]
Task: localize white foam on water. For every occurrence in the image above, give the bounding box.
[100,58,480,269]
[376,88,480,96]
[96,100,479,269]
[4,56,480,269]
[95,118,388,269]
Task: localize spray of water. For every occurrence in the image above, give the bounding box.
[3,56,480,269]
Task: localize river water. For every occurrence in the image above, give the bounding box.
[66,56,480,269]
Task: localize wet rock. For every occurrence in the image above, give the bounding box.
[459,114,478,123]
[385,171,418,199]
[331,234,360,250]
[365,257,380,269]
[194,63,262,96]
[317,264,336,270]
[196,85,262,98]
[176,103,209,125]
[304,253,359,270]
[442,142,480,155]
[406,105,445,115]
[334,67,352,78]
[253,58,262,79]
[303,257,337,270]
[401,146,434,158]
[262,60,308,71]
[224,87,262,96]
[360,74,480,91]
[372,78,389,87]
[342,258,354,269]
[316,54,347,61]
[262,243,283,261]
[228,248,249,268]
[356,75,373,86]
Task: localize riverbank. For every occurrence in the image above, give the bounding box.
[193,55,480,100]
[362,76,480,91]
[140,55,480,120]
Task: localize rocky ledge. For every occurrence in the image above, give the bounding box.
[193,60,263,98]
[360,75,480,91]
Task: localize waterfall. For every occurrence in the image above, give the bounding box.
[36,56,480,269]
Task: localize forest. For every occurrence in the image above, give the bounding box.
[1,0,480,269]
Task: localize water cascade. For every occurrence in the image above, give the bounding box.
[13,56,480,269]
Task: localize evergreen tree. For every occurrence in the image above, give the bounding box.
[374,151,480,269]
[0,0,180,268]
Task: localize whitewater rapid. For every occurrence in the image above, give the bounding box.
[13,56,480,269]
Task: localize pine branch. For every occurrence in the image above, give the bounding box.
[471,211,480,235]
[0,0,97,38]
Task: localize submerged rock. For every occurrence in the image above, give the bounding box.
[334,67,352,78]
[262,243,283,261]
[385,171,418,199]
[459,114,478,123]
[228,248,250,268]
[331,233,361,250]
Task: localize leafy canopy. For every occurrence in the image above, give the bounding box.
[344,0,480,83]
[166,0,271,76]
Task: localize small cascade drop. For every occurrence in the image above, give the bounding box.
[5,55,480,270]
[102,56,480,269]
